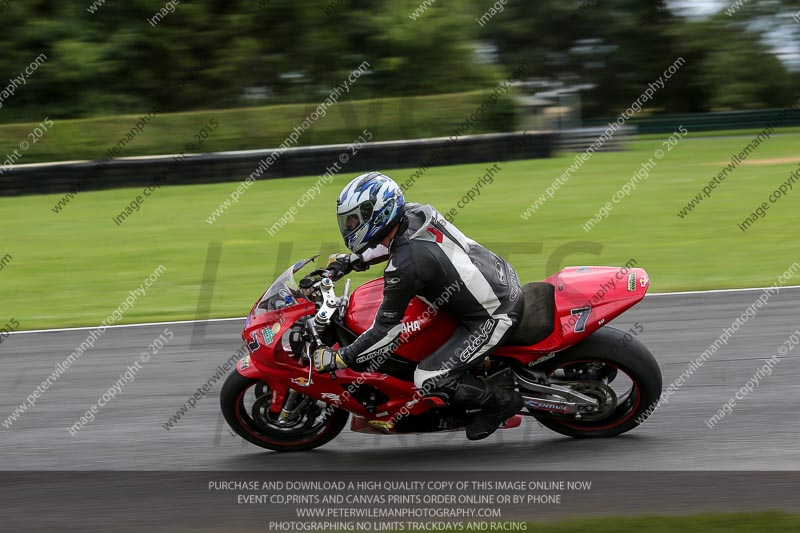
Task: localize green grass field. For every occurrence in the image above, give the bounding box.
[349,512,800,532]
[2,132,799,330]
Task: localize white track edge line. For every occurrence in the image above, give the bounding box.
[645,284,800,297]
[9,284,800,335]
[8,316,245,335]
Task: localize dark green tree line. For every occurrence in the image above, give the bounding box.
[0,0,797,122]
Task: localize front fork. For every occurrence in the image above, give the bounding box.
[276,389,311,425]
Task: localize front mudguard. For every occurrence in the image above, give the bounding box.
[234,354,294,414]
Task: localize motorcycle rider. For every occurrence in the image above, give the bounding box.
[313,172,524,441]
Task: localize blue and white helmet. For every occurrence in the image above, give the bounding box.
[337,172,405,254]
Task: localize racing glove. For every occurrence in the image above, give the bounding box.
[326,253,368,281]
[313,346,347,373]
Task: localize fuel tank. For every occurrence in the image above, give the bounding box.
[343,278,459,363]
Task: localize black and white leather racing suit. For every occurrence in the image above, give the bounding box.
[340,203,524,403]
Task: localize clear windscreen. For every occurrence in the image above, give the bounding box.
[252,257,316,315]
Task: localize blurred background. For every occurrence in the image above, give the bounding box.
[0,0,798,159]
[1,0,799,327]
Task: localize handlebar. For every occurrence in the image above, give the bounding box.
[314,277,339,328]
[300,268,335,289]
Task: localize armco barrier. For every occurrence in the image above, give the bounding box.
[555,126,635,152]
[0,131,554,197]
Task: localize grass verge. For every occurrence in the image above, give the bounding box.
[1,133,798,329]
[359,512,800,532]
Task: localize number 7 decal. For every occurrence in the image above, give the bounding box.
[570,307,592,333]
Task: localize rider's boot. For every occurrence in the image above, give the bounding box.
[465,381,523,441]
[449,373,523,441]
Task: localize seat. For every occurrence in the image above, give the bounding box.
[507,282,556,346]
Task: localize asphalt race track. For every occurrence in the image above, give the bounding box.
[0,282,800,471]
[3,288,800,530]
[3,287,799,472]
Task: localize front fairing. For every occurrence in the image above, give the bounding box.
[237,256,449,422]
[243,257,318,369]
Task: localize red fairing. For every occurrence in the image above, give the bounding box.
[243,301,315,370]
[495,266,649,362]
[542,266,649,350]
[344,277,459,363]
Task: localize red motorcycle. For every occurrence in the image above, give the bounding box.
[221,257,662,451]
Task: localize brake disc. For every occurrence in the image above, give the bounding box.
[250,391,317,433]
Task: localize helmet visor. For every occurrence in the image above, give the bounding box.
[337,201,374,239]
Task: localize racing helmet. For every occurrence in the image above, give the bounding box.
[336,172,405,253]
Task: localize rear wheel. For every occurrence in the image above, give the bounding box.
[220,370,349,452]
[525,327,662,438]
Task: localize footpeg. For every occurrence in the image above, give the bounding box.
[421,393,447,408]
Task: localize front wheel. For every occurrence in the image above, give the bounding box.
[220,370,349,452]
[526,327,662,438]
